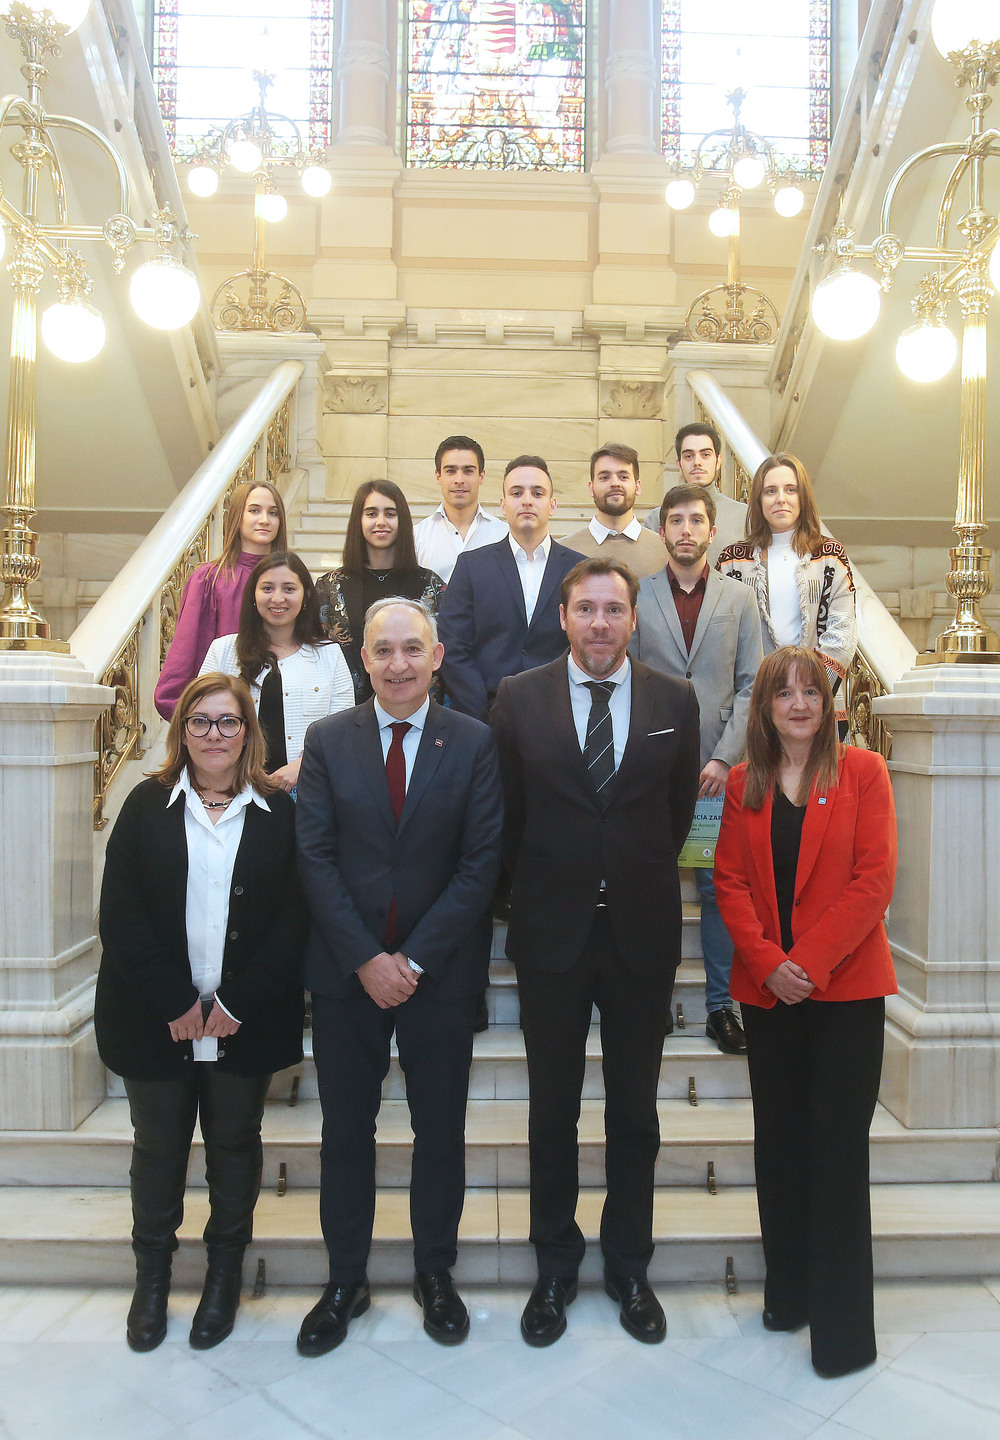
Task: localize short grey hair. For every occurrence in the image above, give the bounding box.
[362,596,438,649]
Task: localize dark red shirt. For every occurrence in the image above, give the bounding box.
[668,563,709,653]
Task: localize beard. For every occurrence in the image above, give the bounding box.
[663,537,710,568]
[596,492,633,517]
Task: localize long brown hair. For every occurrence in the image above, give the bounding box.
[341,480,418,574]
[743,647,841,809]
[745,453,823,558]
[235,551,327,685]
[209,481,288,582]
[151,673,276,794]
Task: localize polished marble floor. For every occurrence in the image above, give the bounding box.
[1,1278,999,1439]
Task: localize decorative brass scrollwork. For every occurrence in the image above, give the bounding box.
[267,397,292,480]
[846,650,893,760]
[94,625,144,830]
[159,523,210,668]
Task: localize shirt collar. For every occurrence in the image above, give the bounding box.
[374,695,430,733]
[567,652,630,688]
[588,515,643,543]
[509,531,551,564]
[433,502,492,532]
[667,561,709,595]
[169,767,269,813]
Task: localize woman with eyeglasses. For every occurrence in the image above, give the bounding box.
[315,480,445,702]
[96,673,306,1354]
[201,551,354,793]
[154,481,288,721]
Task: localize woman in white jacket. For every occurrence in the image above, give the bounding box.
[202,551,354,792]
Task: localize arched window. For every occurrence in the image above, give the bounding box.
[405,1,587,171]
[152,0,335,157]
[661,1,831,172]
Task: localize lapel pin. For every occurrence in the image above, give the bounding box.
[434,738,443,747]
[818,797,827,805]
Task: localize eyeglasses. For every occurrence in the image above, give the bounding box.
[183,714,245,739]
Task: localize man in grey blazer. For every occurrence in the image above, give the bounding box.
[295,598,503,1354]
[631,484,762,1054]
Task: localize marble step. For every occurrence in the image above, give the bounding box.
[4,1098,995,1192]
[1,1183,997,1287]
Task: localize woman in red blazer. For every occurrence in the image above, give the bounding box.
[714,646,897,1379]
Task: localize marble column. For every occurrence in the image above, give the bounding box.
[875,666,1000,1129]
[336,0,393,148]
[604,0,659,155]
[0,652,113,1129]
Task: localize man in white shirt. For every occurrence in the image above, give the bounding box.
[563,444,666,579]
[644,424,748,564]
[437,455,584,718]
[413,434,508,583]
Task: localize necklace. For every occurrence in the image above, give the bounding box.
[194,786,234,810]
[368,567,392,583]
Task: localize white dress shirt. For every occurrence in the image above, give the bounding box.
[168,768,270,1060]
[373,696,430,972]
[766,529,803,646]
[413,504,508,583]
[567,652,632,771]
[508,532,551,624]
[588,514,644,544]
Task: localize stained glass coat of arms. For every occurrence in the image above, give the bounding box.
[406,2,586,171]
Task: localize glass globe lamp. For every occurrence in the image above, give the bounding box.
[733,155,765,190]
[23,0,91,31]
[187,164,220,198]
[129,255,201,330]
[708,206,739,238]
[255,191,288,223]
[930,0,1000,57]
[40,299,107,363]
[895,320,958,383]
[812,268,882,341]
[774,185,805,218]
[228,139,263,174]
[300,165,332,198]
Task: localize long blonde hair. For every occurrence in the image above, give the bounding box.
[209,481,287,582]
[151,673,277,795]
[743,647,841,809]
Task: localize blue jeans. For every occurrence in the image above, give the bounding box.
[694,865,734,1014]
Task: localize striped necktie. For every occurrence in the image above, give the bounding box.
[584,681,616,800]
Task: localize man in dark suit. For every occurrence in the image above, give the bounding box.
[492,556,699,1347]
[295,597,503,1355]
[438,454,583,717]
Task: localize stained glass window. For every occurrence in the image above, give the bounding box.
[152,0,334,158]
[661,1,831,174]
[405,2,586,172]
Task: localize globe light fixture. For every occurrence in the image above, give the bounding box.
[255,190,288,224]
[228,139,263,174]
[24,0,90,31]
[708,205,739,238]
[300,164,333,198]
[187,164,220,198]
[811,267,882,341]
[40,298,107,363]
[129,254,201,331]
[733,155,765,190]
[895,319,959,383]
[930,0,1000,58]
[774,184,805,218]
[664,178,695,210]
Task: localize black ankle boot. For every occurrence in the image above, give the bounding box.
[190,1251,244,1350]
[127,1253,171,1352]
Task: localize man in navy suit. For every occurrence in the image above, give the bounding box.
[295,598,503,1355]
[438,454,584,718]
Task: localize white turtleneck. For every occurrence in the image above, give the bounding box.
[767,529,803,646]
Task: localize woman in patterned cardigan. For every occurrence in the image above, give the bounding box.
[716,454,856,719]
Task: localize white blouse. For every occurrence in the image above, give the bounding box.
[766,530,803,647]
[200,635,355,762]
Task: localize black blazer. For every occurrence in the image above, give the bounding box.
[491,655,700,975]
[96,779,306,1080]
[296,698,504,1000]
[437,537,584,718]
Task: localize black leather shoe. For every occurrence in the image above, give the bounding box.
[520,1275,577,1347]
[604,1273,666,1343]
[762,1309,807,1333]
[413,1270,470,1345]
[126,1255,171,1353]
[664,1009,674,1037]
[706,1008,747,1054]
[189,1254,243,1350]
[473,996,490,1033]
[297,1281,371,1356]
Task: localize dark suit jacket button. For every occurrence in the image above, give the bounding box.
[233,885,244,896]
[224,970,234,980]
[229,929,238,940]
[686,670,692,678]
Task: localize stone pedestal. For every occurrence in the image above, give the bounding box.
[874,664,1000,1128]
[0,651,113,1129]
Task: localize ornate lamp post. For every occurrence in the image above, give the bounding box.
[183,70,332,333]
[665,88,810,344]
[810,0,1000,662]
[0,0,201,650]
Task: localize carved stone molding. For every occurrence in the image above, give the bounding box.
[323,374,388,413]
[600,379,664,420]
[604,49,656,86]
[338,41,391,79]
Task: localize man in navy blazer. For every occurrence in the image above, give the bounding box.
[295,598,503,1355]
[438,454,584,717]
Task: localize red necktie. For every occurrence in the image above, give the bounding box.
[383,721,411,947]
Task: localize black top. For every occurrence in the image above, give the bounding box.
[257,666,288,773]
[315,565,447,703]
[771,788,807,953]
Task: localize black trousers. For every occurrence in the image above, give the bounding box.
[516,909,673,1279]
[124,1066,271,1259]
[312,985,476,1285]
[742,996,885,1373]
